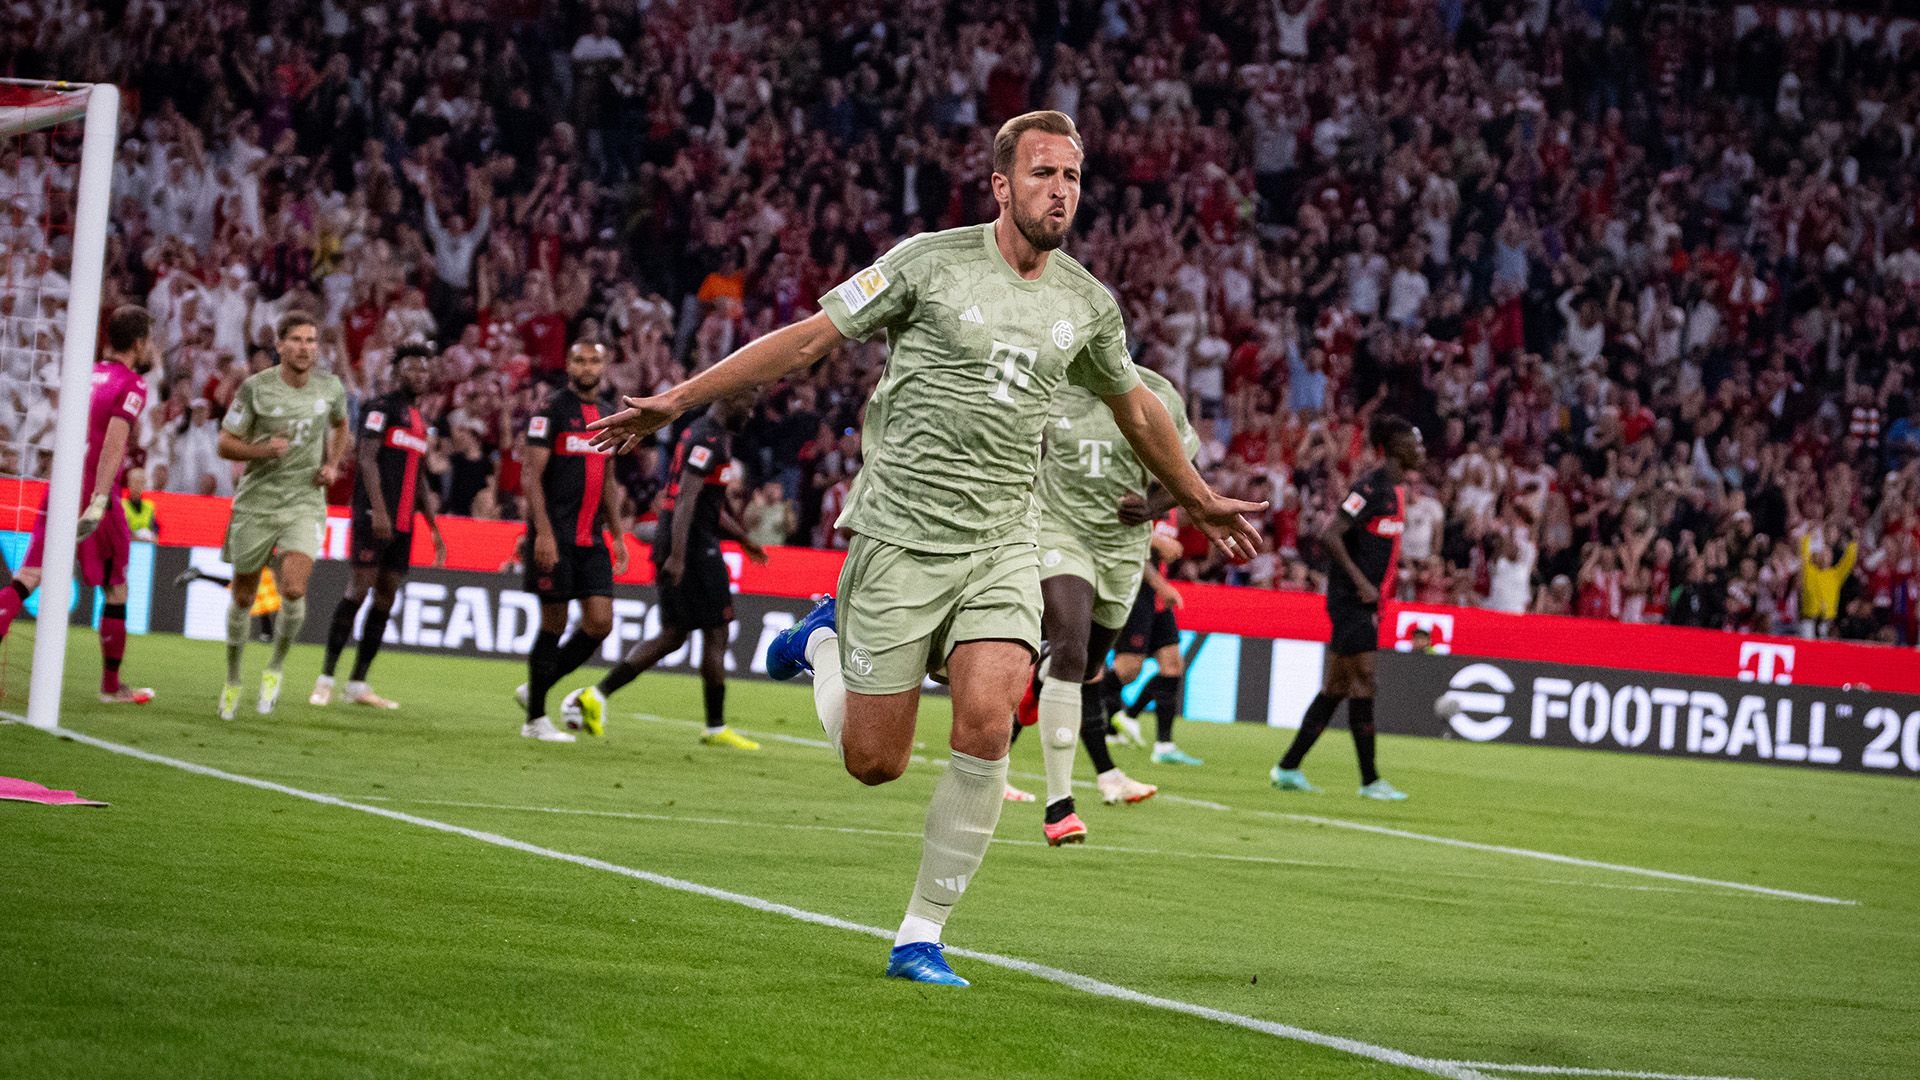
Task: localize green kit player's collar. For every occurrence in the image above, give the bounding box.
[981,221,1055,292]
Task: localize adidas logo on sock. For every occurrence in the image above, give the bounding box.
[959,305,983,324]
[934,874,971,894]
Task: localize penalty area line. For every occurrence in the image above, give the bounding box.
[19,718,1502,1080]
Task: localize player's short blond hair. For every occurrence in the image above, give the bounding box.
[992,111,1083,177]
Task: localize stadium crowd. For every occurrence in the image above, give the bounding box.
[5,0,1920,645]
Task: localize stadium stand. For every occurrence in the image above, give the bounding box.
[3,0,1920,644]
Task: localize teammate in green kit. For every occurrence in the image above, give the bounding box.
[1018,357,1199,843]
[215,312,349,719]
[587,111,1265,986]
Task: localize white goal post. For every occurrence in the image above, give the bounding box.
[0,79,120,730]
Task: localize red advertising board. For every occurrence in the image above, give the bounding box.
[8,478,1915,693]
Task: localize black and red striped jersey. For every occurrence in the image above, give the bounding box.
[528,386,615,548]
[353,391,433,533]
[653,412,732,563]
[1331,466,1405,604]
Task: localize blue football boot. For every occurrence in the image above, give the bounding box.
[885,942,969,986]
[767,595,836,681]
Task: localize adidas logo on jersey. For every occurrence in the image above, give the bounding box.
[959,305,984,324]
[934,874,970,894]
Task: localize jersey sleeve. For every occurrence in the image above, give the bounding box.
[1338,476,1377,524]
[681,422,725,479]
[111,375,147,426]
[817,236,927,341]
[360,397,391,442]
[221,379,254,437]
[525,398,556,449]
[1147,377,1200,461]
[1065,293,1141,398]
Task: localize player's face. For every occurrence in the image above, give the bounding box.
[279,325,319,372]
[998,131,1081,253]
[1391,429,1427,472]
[567,346,607,395]
[400,358,431,397]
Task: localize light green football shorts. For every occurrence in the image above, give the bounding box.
[835,533,1043,695]
[1036,522,1147,630]
[221,509,326,574]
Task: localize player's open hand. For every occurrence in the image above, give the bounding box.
[611,536,630,576]
[586,395,681,454]
[1116,491,1151,527]
[75,493,107,541]
[660,552,685,587]
[1192,492,1268,563]
[431,530,447,569]
[370,513,394,542]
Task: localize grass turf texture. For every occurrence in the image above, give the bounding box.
[2,626,1916,1080]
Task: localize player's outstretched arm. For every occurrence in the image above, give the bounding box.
[587,312,846,452]
[1104,382,1266,561]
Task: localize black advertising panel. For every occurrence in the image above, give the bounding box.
[1378,650,1920,779]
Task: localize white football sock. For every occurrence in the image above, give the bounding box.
[894,913,944,948]
[903,749,1008,938]
[807,629,846,758]
[1037,676,1081,805]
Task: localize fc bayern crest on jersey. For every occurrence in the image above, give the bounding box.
[1052,320,1075,350]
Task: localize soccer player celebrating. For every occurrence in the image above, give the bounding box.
[1026,363,1198,843]
[561,390,767,745]
[1271,414,1421,800]
[0,305,158,703]
[312,345,447,708]
[215,313,350,719]
[588,111,1264,986]
[515,341,628,743]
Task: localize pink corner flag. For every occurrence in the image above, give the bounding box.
[0,777,108,806]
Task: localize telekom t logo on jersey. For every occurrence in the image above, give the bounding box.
[1737,642,1795,685]
[1079,439,1112,477]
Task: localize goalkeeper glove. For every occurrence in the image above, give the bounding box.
[76,492,108,541]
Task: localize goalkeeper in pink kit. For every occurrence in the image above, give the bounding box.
[0,305,157,703]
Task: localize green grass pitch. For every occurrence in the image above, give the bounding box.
[2,625,1916,1079]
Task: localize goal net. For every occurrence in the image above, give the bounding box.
[0,80,120,729]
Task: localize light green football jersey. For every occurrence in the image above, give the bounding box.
[221,365,349,518]
[818,223,1141,554]
[1037,367,1198,553]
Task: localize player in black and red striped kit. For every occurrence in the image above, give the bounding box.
[1273,414,1422,800]
[516,341,629,741]
[314,345,447,709]
[561,390,768,746]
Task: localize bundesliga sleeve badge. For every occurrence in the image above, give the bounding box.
[1342,491,1368,517]
[528,416,548,438]
[364,410,385,433]
[835,265,889,315]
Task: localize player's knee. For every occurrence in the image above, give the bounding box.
[1047,649,1088,684]
[845,751,904,786]
[371,587,398,610]
[14,567,41,590]
[280,582,306,601]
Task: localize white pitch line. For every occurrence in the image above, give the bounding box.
[1446,1064,1765,1080]
[349,795,1703,897]
[630,713,1854,906]
[17,719,1497,1080]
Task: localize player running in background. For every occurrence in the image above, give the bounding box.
[1271,414,1421,800]
[587,111,1263,986]
[215,312,350,719]
[1021,361,1198,843]
[515,341,628,743]
[312,345,447,708]
[561,391,767,746]
[1105,534,1203,765]
[0,305,158,703]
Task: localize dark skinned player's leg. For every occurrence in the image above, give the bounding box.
[1078,621,1125,770]
[697,624,729,731]
[348,568,408,683]
[1346,651,1383,788]
[1038,574,1096,822]
[323,564,379,679]
[598,622,690,698]
[1276,652,1358,787]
